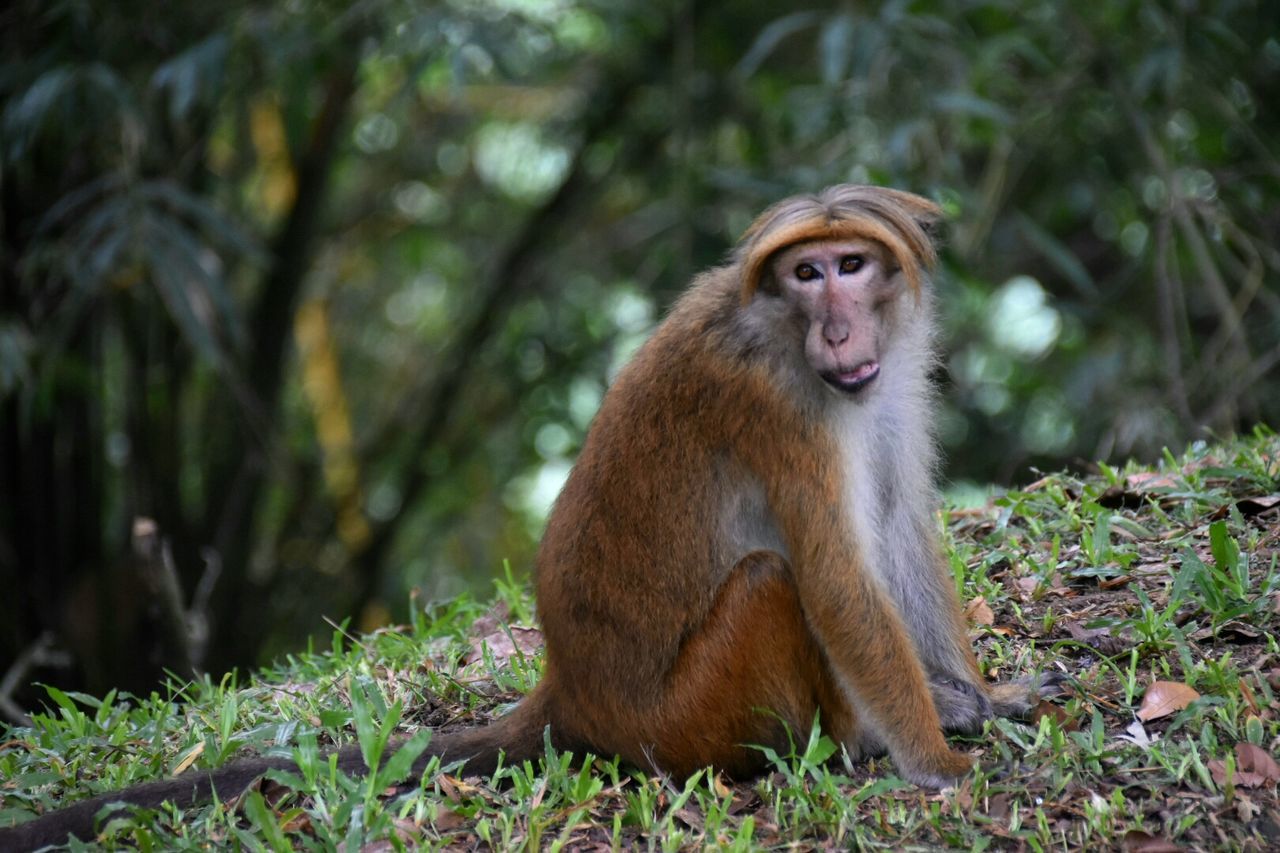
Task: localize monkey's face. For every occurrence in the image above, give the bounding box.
[768,239,900,396]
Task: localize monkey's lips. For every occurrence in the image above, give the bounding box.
[824,360,880,394]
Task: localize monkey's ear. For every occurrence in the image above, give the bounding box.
[915,207,944,243]
[917,208,946,251]
[878,187,944,245]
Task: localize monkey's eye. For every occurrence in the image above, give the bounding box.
[839,255,865,274]
[795,263,819,281]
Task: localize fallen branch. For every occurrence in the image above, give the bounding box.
[0,632,71,726]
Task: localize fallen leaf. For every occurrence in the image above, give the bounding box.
[726,788,760,816]
[1013,576,1040,599]
[467,602,511,638]
[1191,621,1260,643]
[674,804,705,830]
[171,740,205,775]
[964,596,994,626]
[1235,742,1280,786]
[1236,792,1261,823]
[1205,743,1280,788]
[1098,574,1135,590]
[1210,495,1280,520]
[1121,829,1183,852]
[1063,621,1126,656]
[1137,681,1200,721]
[1064,621,1108,642]
[1125,472,1178,491]
[1046,573,1074,596]
[464,625,544,667]
[431,809,467,831]
[280,812,312,833]
[435,774,481,802]
[987,791,1011,820]
[1031,700,1078,731]
[948,777,973,811]
[1206,759,1234,786]
[711,773,732,799]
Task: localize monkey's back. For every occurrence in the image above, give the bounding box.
[532,268,767,713]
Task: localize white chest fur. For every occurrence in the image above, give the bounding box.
[832,400,888,584]
[829,340,937,593]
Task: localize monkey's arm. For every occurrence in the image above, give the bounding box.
[786,522,975,787]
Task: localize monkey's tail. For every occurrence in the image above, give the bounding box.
[405,681,554,779]
[0,687,554,851]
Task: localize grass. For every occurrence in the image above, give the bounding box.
[2,427,1279,850]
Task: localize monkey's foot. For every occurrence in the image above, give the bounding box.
[988,671,1069,718]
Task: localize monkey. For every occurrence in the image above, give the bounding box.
[0,184,1060,849]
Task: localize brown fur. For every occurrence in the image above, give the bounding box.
[0,185,1058,849]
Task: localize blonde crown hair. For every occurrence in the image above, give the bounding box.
[735,184,942,304]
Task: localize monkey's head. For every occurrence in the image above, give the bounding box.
[734,184,942,397]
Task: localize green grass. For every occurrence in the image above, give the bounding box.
[2,427,1279,850]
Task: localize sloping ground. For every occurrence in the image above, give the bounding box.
[1,428,1277,850]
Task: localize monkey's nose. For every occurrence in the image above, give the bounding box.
[823,321,850,348]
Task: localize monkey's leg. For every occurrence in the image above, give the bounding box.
[629,551,856,779]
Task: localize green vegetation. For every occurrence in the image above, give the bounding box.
[4,430,1277,849]
[2,0,1278,693]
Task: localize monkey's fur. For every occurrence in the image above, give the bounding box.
[0,185,1058,849]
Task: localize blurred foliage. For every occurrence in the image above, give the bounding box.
[1,0,1276,697]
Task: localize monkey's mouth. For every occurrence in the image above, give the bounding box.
[824,360,880,394]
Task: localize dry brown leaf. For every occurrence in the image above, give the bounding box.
[1010,573,1073,601]
[1064,621,1108,642]
[436,774,481,802]
[726,788,760,816]
[467,602,511,638]
[1235,742,1280,785]
[675,804,705,830]
[1241,494,1280,510]
[431,809,467,831]
[1125,472,1178,491]
[171,740,205,775]
[1121,829,1183,852]
[1210,494,1280,520]
[986,792,1011,820]
[1137,681,1200,721]
[1063,621,1126,656]
[1045,573,1074,596]
[1013,576,1040,599]
[464,625,544,667]
[1098,574,1134,590]
[1191,621,1260,643]
[964,596,994,626]
[280,812,313,833]
[1031,699,1078,731]
[711,773,733,799]
[1206,757,1265,788]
